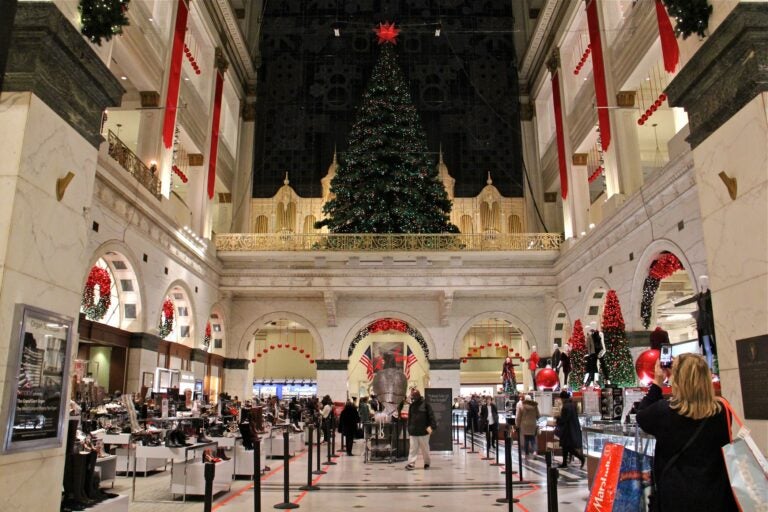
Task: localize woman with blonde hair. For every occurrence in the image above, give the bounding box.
[636,353,737,511]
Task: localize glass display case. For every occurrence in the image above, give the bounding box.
[582,420,655,486]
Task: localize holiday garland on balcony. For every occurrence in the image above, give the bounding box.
[641,253,684,328]
[662,0,712,39]
[601,290,635,386]
[203,322,212,348]
[567,319,587,391]
[158,298,175,338]
[79,0,131,46]
[82,266,112,321]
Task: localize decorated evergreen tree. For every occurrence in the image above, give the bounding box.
[567,319,587,391]
[601,290,636,386]
[79,0,131,46]
[317,24,458,234]
[663,0,712,39]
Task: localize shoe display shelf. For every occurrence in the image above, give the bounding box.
[131,441,228,504]
[104,433,168,476]
[94,454,118,489]
[86,494,129,512]
[232,437,267,478]
[266,425,305,459]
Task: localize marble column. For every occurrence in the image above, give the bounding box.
[231,106,255,233]
[666,3,768,453]
[570,153,591,236]
[427,360,461,399]
[610,96,644,196]
[0,4,123,510]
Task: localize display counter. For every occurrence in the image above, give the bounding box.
[583,422,655,487]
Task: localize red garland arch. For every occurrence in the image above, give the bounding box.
[81,266,112,321]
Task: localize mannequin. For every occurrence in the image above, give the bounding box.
[559,345,572,389]
[527,346,540,391]
[588,321,609,385]
[551,343,562,387]
[501,356,517,394]
[649,320,670,351]
[683,275,717,371]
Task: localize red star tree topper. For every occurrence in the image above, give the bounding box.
[375,22,400,45]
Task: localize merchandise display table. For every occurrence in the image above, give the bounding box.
[170,458,233,496]
[266,429,305,458]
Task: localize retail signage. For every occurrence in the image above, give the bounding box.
[737,335,768,420]
[425,388,452,451]
[2,304,74,453]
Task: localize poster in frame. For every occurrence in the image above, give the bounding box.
[2,304,74,453]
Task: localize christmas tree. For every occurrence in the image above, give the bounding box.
[79,0,131,46]
[601,290,635,387]
[568,319,587,391]
[316,27,458,234]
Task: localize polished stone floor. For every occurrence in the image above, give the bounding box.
[114,433,591,511]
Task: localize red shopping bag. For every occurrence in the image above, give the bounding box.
[585,443,652,512]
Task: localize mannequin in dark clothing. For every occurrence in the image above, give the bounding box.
[559,346,572,389]
[588,323,610,384]
[636,355,737,511]
[676,275,717,372]
[551,344,562,386]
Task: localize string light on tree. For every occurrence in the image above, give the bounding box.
[641,253,684,328]
[662,0,713,39]
[601,290,635,387]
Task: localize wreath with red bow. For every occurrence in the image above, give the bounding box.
[81,266,112,321]
[158,298,175,338]
[203,322,212,347]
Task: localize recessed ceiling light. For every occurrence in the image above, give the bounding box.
[148,17,154,22]
[120,76,128,80]
[184,77,190,81]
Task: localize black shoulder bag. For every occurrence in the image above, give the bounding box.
[649,417,708,512]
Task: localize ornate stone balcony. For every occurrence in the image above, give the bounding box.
[215,232,563,252]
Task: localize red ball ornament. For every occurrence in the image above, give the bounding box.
[636,349,660,385]
[251,358,257,363]
[495,342,500,347]
[659,93,667,101]
[573,70,579,75]
[270,345,275,349]
[654,99,663,108]
[650,104,658,113]
[638,119,644,126]
[309,359,315,364]
[641,114,648,122]
[292,346,297,351]
[535,368,559,390]
[487,342,493,347]
[514,352,520,357]
[300,349,305,353]
[263,348,268,353]
[305,354,311,358]
[277,344,283,348]
[466,353,472,358]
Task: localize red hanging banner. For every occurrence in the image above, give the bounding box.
[162,0,188,150]
[551,70,568,200]
[586,0,611,152]
[207,71,224,199]
[654,0,680,73]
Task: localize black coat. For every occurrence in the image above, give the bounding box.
[338,405,360,436]
[556,398,582,449]
[637,384,737,511]
[479,403,499,431]
[408,397,437,436]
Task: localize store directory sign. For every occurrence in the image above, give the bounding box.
[425,388,452,451]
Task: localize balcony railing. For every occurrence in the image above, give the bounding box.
[107,130,162,199]
[215,232,563,252]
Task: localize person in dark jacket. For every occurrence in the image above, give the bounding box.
[556,390,585,468]
[338,400,361,455]
[637,354,737,511]
[405,389,436,470]
[479,396,499,451]
[467,395,480,433]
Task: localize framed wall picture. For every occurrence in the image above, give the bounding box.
[2,304,74,453]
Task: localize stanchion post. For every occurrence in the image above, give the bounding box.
[299,425,319,491]
[313,425,326,474]
[462,416,468,450]
[495,429,518,505]
[490,426,503,467]
[482,423,493,460]
[274,430,299,509]
[254,437,262,512]
[331,415,339,457]
[469,421,475,453]
[203,462,215,512]
[323,424,337,466]
[517,428,524,481]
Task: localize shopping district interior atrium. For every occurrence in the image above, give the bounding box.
[0,1,766,511]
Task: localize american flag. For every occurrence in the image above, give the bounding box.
[360,346,374,381]
[405,346,417,379]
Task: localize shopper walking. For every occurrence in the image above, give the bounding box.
[405,389,436,470]
[480,396,499,452]
[637,355,737,511]
[358,397,371,424]
[338,400,361,455]
[556,390,585,468]
[515,394,540,459]
[467,394,480,433]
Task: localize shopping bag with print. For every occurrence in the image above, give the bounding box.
[585,443,652,512]
[720,399,768,510]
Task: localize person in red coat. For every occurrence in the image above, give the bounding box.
[528,347,540,390]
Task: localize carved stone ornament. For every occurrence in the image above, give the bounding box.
[546,48,561,74]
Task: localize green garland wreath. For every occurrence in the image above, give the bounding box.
[79,0,131,46]
[158,298,174,338]
[81,266,112,321]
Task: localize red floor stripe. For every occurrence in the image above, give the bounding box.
[514,483,541,512]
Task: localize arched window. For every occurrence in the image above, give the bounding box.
[303,215,317,234]
[460,215,474,234]
[508,215,522,233]
[481,201,500,232]
[254,215,269,233]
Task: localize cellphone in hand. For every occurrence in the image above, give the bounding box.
[660,344,673,369]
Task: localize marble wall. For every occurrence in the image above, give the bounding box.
[0,92,100,511]
[691,92,768,453]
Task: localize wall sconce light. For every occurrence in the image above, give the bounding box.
[718,171,737,200]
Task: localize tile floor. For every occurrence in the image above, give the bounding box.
[114,434,591,511]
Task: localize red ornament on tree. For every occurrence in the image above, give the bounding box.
[635,349,660,385]
[535,368,559,390]
[374,22,400,45]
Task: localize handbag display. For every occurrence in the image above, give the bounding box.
[586,442,653,512]
[719,399,768,510]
